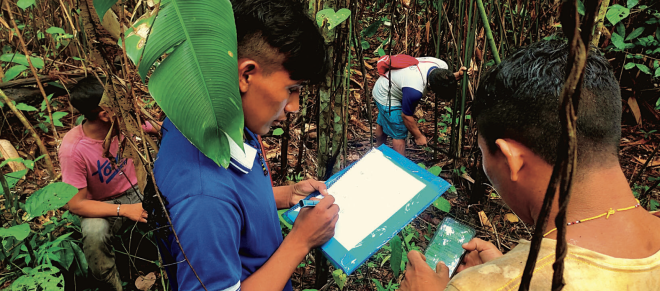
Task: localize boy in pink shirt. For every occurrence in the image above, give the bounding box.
[60,77,153,290]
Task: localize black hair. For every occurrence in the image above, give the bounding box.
[69,76,105,121]
[231,0,328,84]
[473,40,622,167]
[428,68,457,100]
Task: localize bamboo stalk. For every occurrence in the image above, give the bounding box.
[454,0,477,158]
[435,0,445,58]
[0,89,55,178]
[477,0,501,64]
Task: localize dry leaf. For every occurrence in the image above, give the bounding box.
[401,0,410,8]
[627,97,642,126]
[460,173,475,184]
[505,213,519,223]
[364,61,373,70]
[478,211,494,233]
[633,156,660,168]
[135,272,157,291]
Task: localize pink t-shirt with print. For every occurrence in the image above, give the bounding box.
[59,123,151,200]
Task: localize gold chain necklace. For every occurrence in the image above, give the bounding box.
[543,200,641,237]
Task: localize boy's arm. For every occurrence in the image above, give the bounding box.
[400,87,427,146]
[171,194,339,291]
[241,195,338,290]
[67,188,147,222]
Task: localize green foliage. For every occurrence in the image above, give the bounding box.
[121,10,157,64]
[607,5,630,26]
[93,0,119,20]
[389,235,402,278]
[24,182,77,221]
[14,102,37,112]
[650,199,659,211]
[0,224,31,241]
[131,0,243,169]
[6,170,28,189]
[11,265,64,290]
[273,128,285,136]
[3,65,28,82]
[432,197,451,213]
[371,279,399,291]
[427,165,442,176]
[332,269,347,290]
[16,0,35,10]
[1,53,44,69]
[316,8,351,30]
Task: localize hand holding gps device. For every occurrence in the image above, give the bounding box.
[425,216,476,277]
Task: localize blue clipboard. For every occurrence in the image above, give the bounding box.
[282,145,451,275]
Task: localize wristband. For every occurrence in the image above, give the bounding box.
[116,204,121,217]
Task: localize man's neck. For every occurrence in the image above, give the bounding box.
[82,119,112,140]
[534,165,660,258]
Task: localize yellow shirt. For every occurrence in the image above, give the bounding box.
[446,239,660,291]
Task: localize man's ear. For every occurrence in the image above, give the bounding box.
[238,59,259,94]
[495,139,524,182]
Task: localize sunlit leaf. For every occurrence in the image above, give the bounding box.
[16,0,35,10]
[316,8,351,30]
[0,224,30,241]
[2,65,27,82]
[46,27,66,35]
[0,53,44,69]
[432,197,451,212]
[627,0,638,8]
[332,269,347,290]
[133,0,242,168]
[624,62,636,70]
[15,103,38,112]
[272,128,284,136]
[606,5,630,26]
[25,182,77,220]
[427,166,442,176]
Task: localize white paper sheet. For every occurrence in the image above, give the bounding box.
[328,150,425,250]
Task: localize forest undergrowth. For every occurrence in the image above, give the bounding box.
[0,0,659,290]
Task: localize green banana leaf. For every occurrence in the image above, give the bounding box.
[133,0,243,168]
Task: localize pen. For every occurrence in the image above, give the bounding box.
[298,200,320,208]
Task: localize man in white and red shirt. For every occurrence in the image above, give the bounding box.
[373,56,466,156]
[59,77,154,291]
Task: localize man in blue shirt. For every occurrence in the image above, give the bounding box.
[373,58,466,156]
[154,0,338,290]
